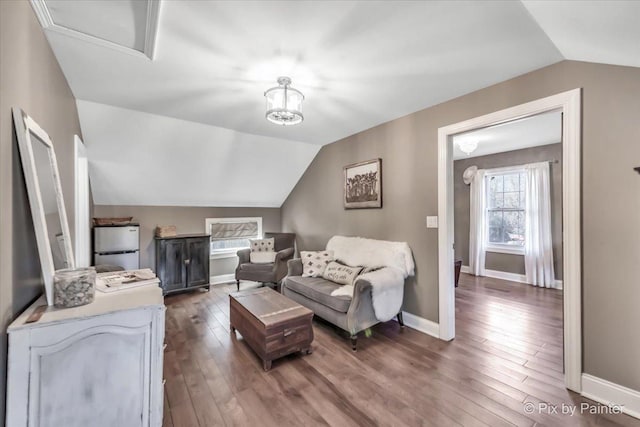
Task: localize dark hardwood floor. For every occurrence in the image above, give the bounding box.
[162,276,640,426]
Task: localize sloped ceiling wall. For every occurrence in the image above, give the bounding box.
[78,100,320,207]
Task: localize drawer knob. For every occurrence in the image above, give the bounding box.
[283,329,294,337]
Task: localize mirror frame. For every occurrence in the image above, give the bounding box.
[13,107,75,305]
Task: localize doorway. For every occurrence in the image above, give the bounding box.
[437,89,582,392]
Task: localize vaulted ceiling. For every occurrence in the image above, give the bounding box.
[32,0,640,207]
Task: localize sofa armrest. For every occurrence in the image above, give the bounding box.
[344,277,376,335]
[353,277,373,298]
[237,248,251,264]
[287,258,303,276]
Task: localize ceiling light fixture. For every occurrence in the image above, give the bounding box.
[457,140,478,155]
[264,76,304,126]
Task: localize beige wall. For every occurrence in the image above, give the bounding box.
[93,206,281,278]
[281,60,640,391]
[0,0,83,420]
[454,143,563,279]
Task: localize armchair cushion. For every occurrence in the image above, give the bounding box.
[284,276,352,313]
[250,238,274,252]
[250,251,276,264]
[238,262,274,273]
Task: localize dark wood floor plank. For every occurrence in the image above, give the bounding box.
[162,393,174,427]
[164,374,192,408]
[169,401,200,427]
[260,367,331,426]
[178,346,227,426]
[160,279,640,427]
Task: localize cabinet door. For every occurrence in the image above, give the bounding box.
[157,239,187,292]
[186,238,210,287]
[25,309,160,427]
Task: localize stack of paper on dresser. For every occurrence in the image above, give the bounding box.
[96,268,160,293]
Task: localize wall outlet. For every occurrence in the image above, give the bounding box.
[426,216,438,228]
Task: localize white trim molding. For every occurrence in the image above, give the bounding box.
[582,374,640,419]
[210,251,239,260]
[210,274,236,286]
[460,265,563,289]
[395,311,439,339]
[463,265,526,283]
[438,88,582,392]
[30,0,161,60]
[486,245,525,256]
[74,135,90,268]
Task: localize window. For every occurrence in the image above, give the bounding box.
[205,217,262,258]
[486,170,526,254]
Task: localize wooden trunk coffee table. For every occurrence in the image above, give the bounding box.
[229,287,314,371]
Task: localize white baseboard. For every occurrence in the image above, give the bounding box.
[395,311,439,339]
[461,265,563,289]
[210,273,235,285]
[487,268,528,284]
[582,374,640,419]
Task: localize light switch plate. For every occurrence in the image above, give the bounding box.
[426,216,438,228]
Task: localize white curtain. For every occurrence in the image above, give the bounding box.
[524,162,556,287]
[468,168,487,277]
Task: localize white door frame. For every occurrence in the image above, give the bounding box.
[74,135,91,268]
[437,88,582,392]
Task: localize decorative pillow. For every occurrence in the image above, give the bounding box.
[322,261,363,286]
[250,251,276,264]
[250,238,274,252]
[300,250,334,277]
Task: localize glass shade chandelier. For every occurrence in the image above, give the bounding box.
[264,76,304,126]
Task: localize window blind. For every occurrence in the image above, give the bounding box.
[209,221,259,240]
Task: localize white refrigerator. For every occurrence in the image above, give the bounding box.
[93,225,140,270]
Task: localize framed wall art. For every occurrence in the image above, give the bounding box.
[344,158,382,209]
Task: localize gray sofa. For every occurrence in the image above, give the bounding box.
[282,258,404,351]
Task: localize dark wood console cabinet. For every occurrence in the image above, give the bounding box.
[155,234,210,295]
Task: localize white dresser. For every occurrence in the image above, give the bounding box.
[6,286,165,427]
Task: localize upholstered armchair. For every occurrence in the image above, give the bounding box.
[235,232,296,291]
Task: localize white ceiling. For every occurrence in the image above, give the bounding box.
[522,1,640,68]
[77,100,320,207]
[32,0,640,207]
[452,110,562,160]
[43,0,565,145]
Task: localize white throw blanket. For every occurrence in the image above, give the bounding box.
[327,236,415,322]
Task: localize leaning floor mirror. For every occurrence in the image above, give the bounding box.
[13,107,75,305]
